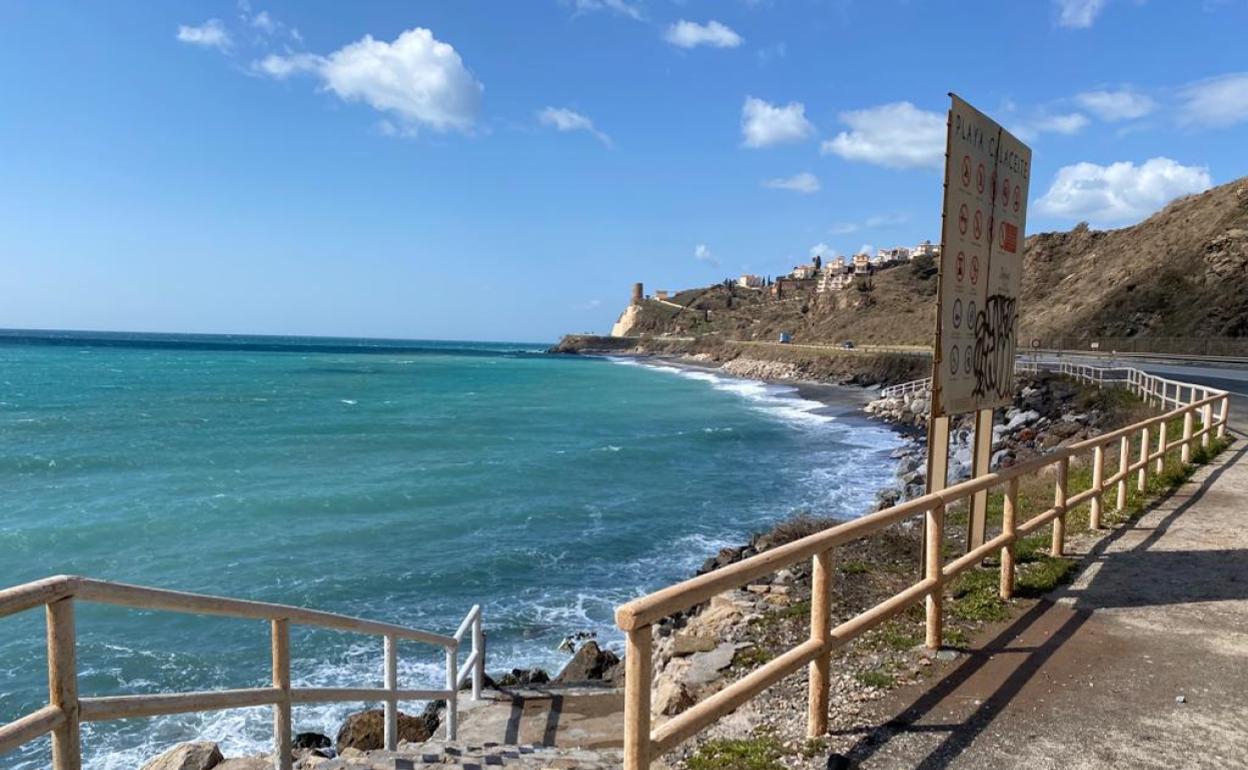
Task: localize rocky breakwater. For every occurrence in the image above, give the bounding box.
[866,371,1127,505]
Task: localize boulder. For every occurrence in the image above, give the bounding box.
[653,677,695,716]
[496,667,550,687]
[140,742,224,770]
[292,733,331,751]
[215,760,271,770]
[335,708,435,754]
[552,641,621,684]
[672,633,718,656]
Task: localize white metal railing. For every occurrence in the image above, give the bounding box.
[0,576,486,770]
[879,376,932,398]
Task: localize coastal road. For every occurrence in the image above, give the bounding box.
[1033,352,1248,428]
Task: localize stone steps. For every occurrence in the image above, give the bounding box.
[303,741,623,770]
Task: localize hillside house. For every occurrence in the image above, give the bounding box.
[817,271,853,293]
[737,274,764,289]
[791,263,818,280]
[853,253,872,275]
[913,240,940,258]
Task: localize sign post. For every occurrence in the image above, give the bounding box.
[927,94,1032,552]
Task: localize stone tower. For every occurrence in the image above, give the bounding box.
[631,282,644,305]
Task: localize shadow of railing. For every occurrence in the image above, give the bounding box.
[828,435,1247,769]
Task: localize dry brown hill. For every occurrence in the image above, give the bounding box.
[615,177,1248,348]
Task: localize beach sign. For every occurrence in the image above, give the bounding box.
[932,94,1032,417]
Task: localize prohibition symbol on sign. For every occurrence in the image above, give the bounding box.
[1014,186,1021,213]
[976,164,985,194]
[952,298,963,329]
[950,346,960,375]
[958,204,969,235]
[970,254,980,285]
[961,156,971,187]
[956,252,965,281]
[1003,178,1011,207]
[964,345,974,374]
[973,209,983,240]
[968,300,977,324]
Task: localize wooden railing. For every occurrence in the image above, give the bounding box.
[615,365,1231,769]
[0,576,485,770]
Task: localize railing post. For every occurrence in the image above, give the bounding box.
[1181,411,1194,465]
[445,646,459,740]
[1051,457,1068,557]
[472,615,485,701]
[999,477,1019,600]
[1218,396,1229,439]
[807,549,833,738]
[1116,435,1130,511]
[384,634,398,751]
[271,619,292,770]
[1138,426,1150,492]
[924,502,944,650]
[1202,404,1213,449]
[623,627,652,770]
[1090,445,1105,529]
[47,598,81,770]
[1155,419,1168,475]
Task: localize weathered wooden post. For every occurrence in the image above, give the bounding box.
[1116,435,1130,511]
[1155,420,1168,475]
[1090,445,1105,529]
[1050,457,1069,557]
[807,549,833,737]
[1201,404,1213,449]
[1218,396,1229,439]
[271,619,292,770]
[623,627,652,770]
[1181,411,1194,465]
[999,477,1019,600]
[1137,427,1150,492]
[47,598,81,770]
[924,503,944,649]
[383,634,398,751]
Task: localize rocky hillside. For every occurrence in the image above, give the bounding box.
[605,177,1248,347]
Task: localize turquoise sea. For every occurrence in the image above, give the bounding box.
[0,331,902,768]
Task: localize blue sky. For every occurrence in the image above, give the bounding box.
[2,1,1247,342]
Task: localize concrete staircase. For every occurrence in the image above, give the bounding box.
[304,686,649,770]
[307,741,622,769]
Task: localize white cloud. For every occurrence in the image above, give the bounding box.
[1178,72,1248,128]
[829,212,909,235]
[694,244,720,267]
[255,28,483,134]
[177,19,231,50]
[251,10,276,33]
[820,102,945,169]
[1012,112,1090,141]
[537,107,613,147]
[664,20,743,49]
[829,222,859,235]
[1076,89,1157,121]
[761,172,820,194]
[569,0,644,20]
[857,243,875,256]
[741,97,815,148]
[1035,157,1212,225]
[1055,0,1108,28]
[809,243,839,260]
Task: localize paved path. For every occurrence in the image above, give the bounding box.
[832,435,1248,770]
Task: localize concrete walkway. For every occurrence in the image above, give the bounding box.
[833,435,1248,770]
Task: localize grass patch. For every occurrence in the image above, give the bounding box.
[855,669,896,688]
[948,569,1009,622]
[840,559,872,575]
[875,621,921,651]
[688,735,785,770]
[733,645,773,668]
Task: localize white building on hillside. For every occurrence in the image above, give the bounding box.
[738,274,764,289]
